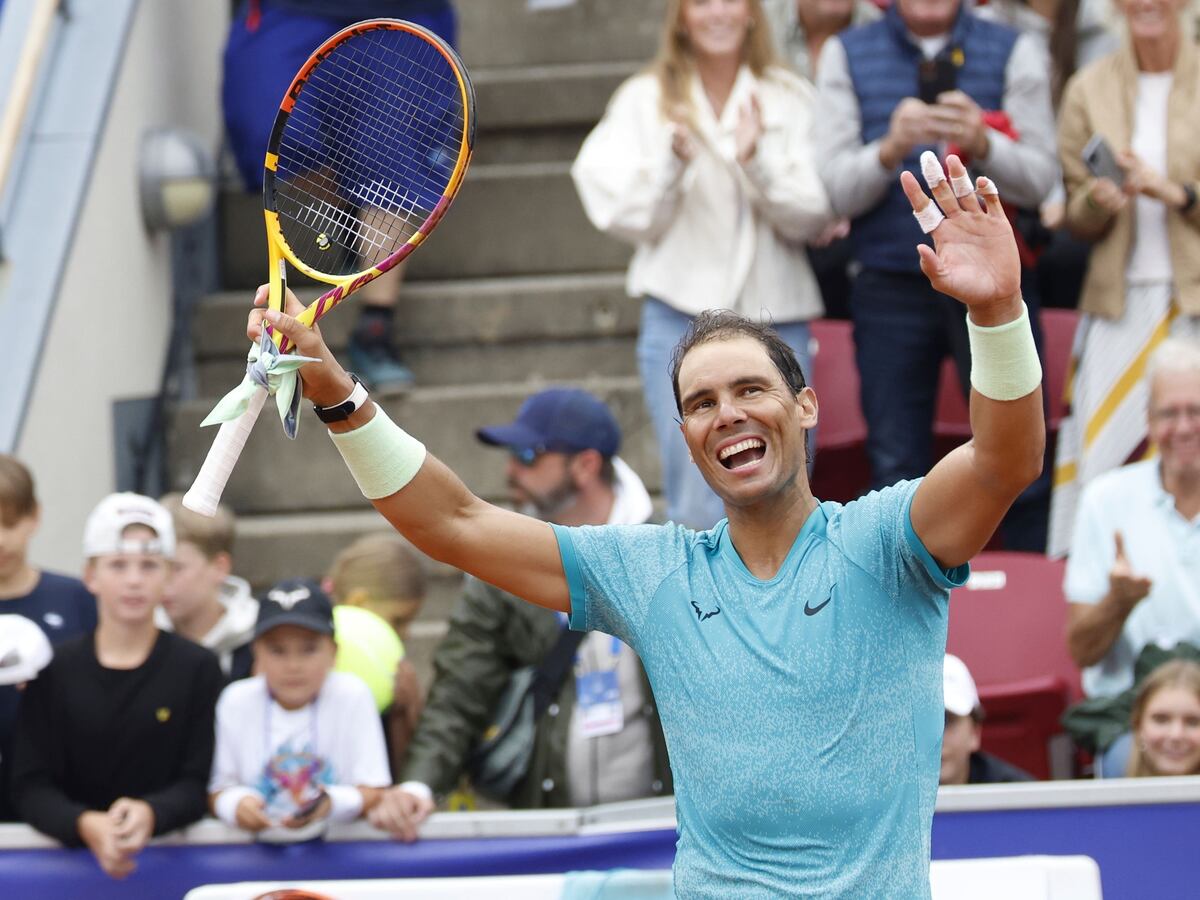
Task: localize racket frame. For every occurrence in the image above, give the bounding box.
[261,18,476,352]
[182,18,474,516]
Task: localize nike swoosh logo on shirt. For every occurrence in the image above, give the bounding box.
[804,588,834,617]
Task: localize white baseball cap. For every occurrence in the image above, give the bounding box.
[943,653,981,717]
[82,492,176,559]
[0,615,53,686]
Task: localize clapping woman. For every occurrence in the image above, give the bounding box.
[572,0,831,530]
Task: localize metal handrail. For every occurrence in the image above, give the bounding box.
[0,0,62,257]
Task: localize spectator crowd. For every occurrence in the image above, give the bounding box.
[3,0,1200,882]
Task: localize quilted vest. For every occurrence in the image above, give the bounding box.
[841,6,1018,272]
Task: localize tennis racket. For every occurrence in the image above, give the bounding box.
[183,18,475,516]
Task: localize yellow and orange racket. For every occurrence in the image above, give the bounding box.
[184,19,474,516]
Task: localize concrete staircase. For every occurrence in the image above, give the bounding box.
[165,0,667,674]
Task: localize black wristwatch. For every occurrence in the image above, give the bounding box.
[313,373,369,423]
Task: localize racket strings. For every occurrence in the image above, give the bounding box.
[273,26,466,275]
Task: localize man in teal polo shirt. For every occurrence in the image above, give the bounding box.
[251,156,1046,898]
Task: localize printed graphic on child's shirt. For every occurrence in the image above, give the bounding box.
[257,737,333,820]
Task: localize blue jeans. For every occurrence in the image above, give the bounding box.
[222,2,457,191]
[637,299,813,530]
[850,268,1050,549]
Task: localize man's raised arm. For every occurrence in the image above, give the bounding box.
[250,293,570,613]
[903,154,1046,569]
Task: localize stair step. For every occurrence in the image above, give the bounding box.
[167,376,660,516]
[459,0,665,68]
[192,274,639,394]
[198,335,637,396]
[219,163,631,288]
[232,509,463,615]
[192,273,635,359]
[474,61,635,133]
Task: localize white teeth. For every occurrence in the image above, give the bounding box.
[719,438,765,461]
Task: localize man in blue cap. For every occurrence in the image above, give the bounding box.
[476,388,624,526]
[368,387,671,833]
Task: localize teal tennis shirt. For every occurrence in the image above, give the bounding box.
[553,480,968,899]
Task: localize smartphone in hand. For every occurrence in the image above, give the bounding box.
[918,57,959,105]
[1082,134,1125,188]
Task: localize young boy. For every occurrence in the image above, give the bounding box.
[208,578,391,841]
[156,493,256,680]
[10,493,224,878]
[0,455,97,819]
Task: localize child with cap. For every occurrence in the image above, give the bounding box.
[9,493,224,878]
[208,578,391,841]
[940,654,1035,785]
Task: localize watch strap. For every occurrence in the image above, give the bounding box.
[313,374,369,423]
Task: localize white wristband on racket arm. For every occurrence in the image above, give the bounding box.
[329,408,427,500]
[967,302,1043,401]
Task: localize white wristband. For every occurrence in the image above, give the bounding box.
[214,787,262,828]
[967,302,1043,401]
[325,784,365,823]
[398,781,434,804]
[329,408,427,500]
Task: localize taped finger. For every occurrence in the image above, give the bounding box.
[913,203,945,234]
[920,151,946,191]
[920,150,960,217]
[951,173,975,198]
[976,176,1001,213]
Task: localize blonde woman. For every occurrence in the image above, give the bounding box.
[572,0,831,530]
[1048,0,1200,555]
[1127,660,1200,777]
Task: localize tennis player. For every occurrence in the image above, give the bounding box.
[251,155,1044,898]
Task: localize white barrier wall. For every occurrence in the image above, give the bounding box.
[184,858,1103,900]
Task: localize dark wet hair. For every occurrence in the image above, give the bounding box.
[669,310,808,416]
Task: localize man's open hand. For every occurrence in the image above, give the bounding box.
[900,153,1022,323]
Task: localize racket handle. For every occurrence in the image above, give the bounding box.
[182,387,269,517]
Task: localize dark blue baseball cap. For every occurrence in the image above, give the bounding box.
[255,578,335,639]
[476,388,621,459]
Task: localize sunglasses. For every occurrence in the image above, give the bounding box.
[509,446,548,466]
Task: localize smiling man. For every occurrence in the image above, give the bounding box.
[247,154,1044,898]
[1064,338,1200,700]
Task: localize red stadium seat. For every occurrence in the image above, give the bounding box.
[1040,308,1079,431]
[946,552,1082,779]
[808,319,871,503]
[935,308,1081,453]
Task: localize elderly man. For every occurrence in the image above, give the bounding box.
[1065,338,1200,699]
[815,0,1056,538]
[376,388,672,833]
[245,156,1044,897]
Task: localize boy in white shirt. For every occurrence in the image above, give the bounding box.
[208,578,390,840]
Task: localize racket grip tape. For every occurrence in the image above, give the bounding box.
[182,387,269,517]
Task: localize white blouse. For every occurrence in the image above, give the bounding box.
[571,65,831,322]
